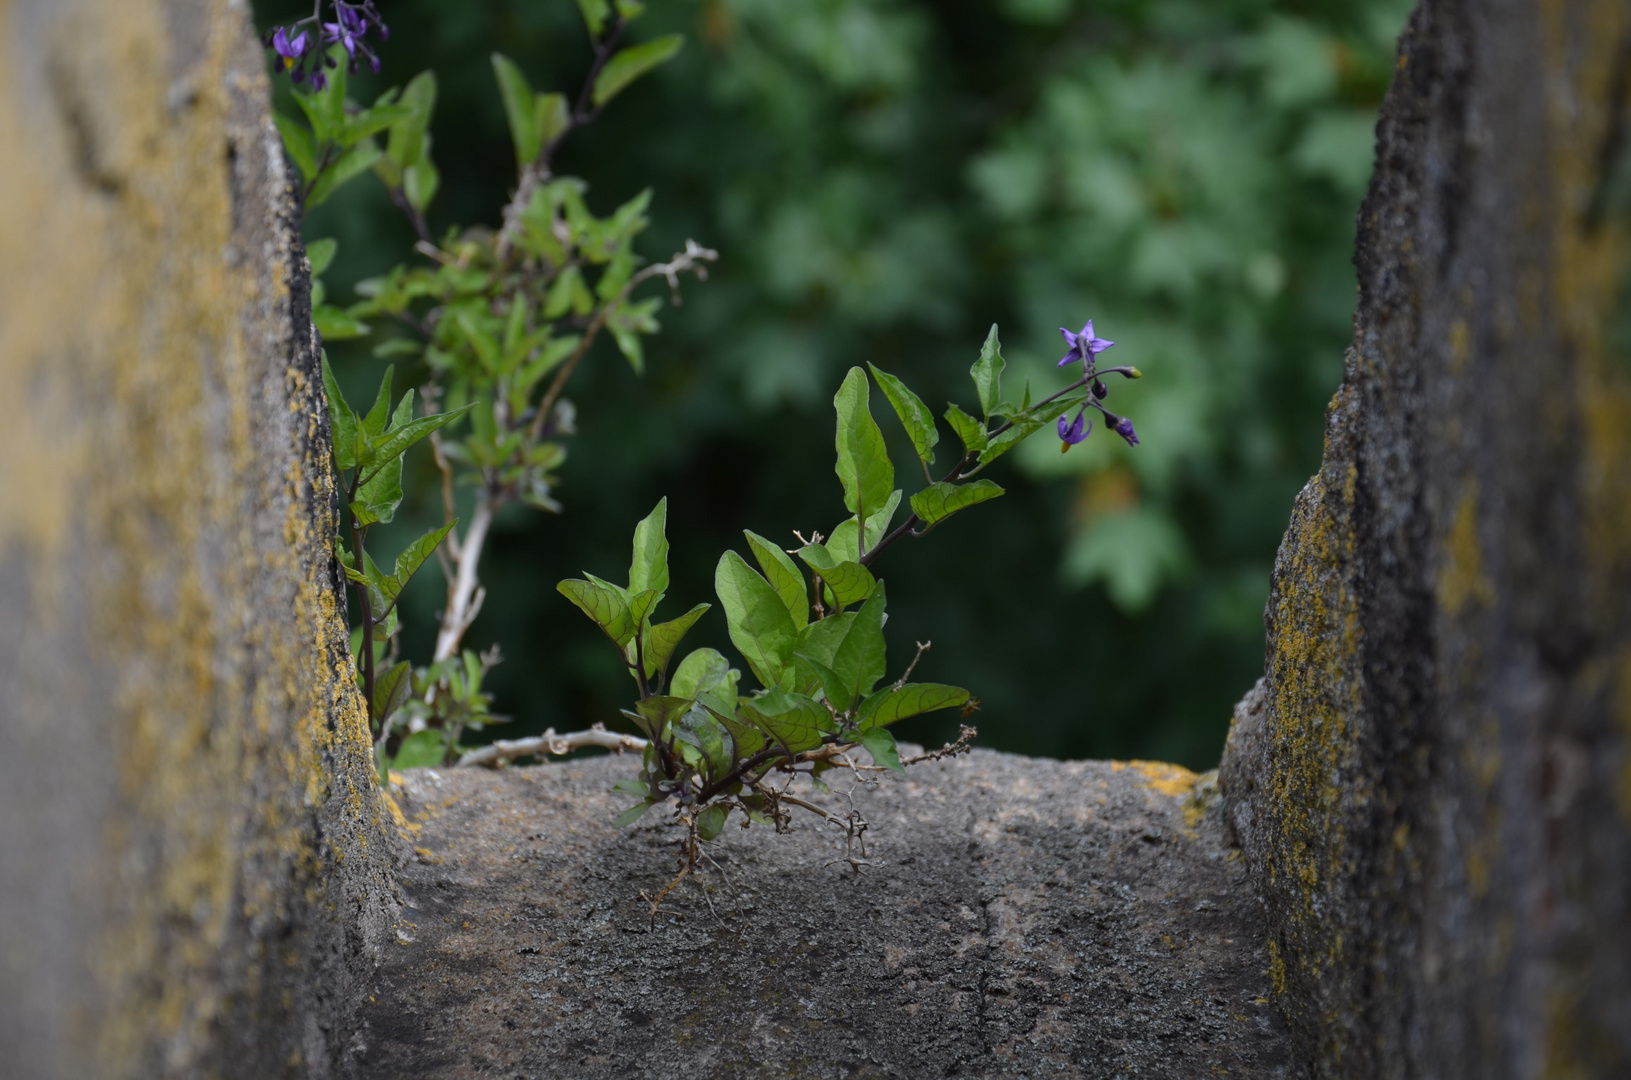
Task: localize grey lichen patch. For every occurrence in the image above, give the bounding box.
[351,750,1302,1079]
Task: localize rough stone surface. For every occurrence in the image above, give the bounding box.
[354,751,1301,1079]
[1219,0,1631,1076]
[0,2,397,1076]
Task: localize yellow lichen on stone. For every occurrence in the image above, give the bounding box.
[1128,760,1201,798]
[1438,482,1494,616]
[1268,937,1287,996]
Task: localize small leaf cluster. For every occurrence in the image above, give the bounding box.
[276,46,428,214]
[560,322,1142,847]
[269,3,706,775]
[322,359,489,770]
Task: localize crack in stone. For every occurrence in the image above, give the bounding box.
[966,803,994,1060]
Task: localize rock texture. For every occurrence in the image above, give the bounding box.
[354,752,1300,1079]
[1219,0,1631,1076]
[0,2,396,1076]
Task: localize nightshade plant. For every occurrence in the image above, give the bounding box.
[541,323,1141,910]
[264,1,713,777]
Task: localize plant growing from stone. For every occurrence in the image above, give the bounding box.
[263,1,714,777]
[523,322,1140,910]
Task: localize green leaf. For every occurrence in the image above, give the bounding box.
[376,520,457,613]
[306,238,338,277]
[739,689,827,755]
[829,582,888,708]
[306,140,381,208]
[796,545,876,609]
[535,92,571,149]
[557,577,634,647]
[857,682,971,731]
[643,603,710,682]
[320,354,358,472]
[674,703,733,778]
[351,448,403,527]
[833,367,894,521]
[501,297,527,362]
[543,267,579,319]
[625,589,662,642]
[860,728,904,774]
[868,364,938,465]
[362,366,395,437]
[314,305,370,341]
[391,729,445,770]
[704,702,765,760]
[582,572,629,601]
[491,53,541,164]
[592,34,684,107]
[274,113,317,180]
[630,695,692,740]
[386,70,437,168]
[516,334,579,390]
[334,537,366,584]
[291,55,346,143]
[339,103,412,148]
[944,403,988,458]
[453,308,501,373]
[793,650,855,715]
[629,497,670,597]
[611,777,648,799]
[909,480,1006,529]
[970,324,1006,420]
[372,660,412,723]
[356,404,476,489]
[614,799,657,828]
[608,314,645,375]
[403,157,440,214]
[576,0,612,35]
[671,648,740,718]
[825,490,901,563]
[744,530,807,628]
[696,803,729,841]
[714,551,797,690]
[793,612,855,671]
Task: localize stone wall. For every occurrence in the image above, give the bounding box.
[1220,0,1631,1075]
[0,1,397,1076]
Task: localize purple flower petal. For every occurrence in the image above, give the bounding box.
[1057,409,1090,451]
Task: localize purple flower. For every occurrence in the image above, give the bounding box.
[271,27,310,70]
[1057,409,1091,453]
[1104,412,1139,447]
[266,3,388,82]
[324,19,359,58]
[1057,320,1115,368]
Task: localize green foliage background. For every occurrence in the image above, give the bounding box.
[256,0,1411,769]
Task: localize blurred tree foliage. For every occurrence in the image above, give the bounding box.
[256,0,1411,769]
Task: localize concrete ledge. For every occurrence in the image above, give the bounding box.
[353,749,1301,1079]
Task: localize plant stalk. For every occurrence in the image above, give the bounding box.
[434,491,494,663]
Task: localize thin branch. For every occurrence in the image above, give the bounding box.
[456,722,648,768]
[432,493,493,663]
[894,641,931,690]
[494,18,629,264]
[525,240,718,447]
[387,185,433,246]
[903,725,979,765]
